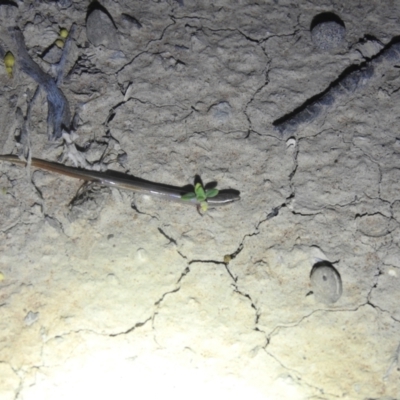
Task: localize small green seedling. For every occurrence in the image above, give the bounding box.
[181,182,219,212]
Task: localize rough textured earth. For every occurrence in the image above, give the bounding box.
[0,1,399,399]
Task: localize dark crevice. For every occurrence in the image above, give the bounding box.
[108,318,151,337]
[158,227,177,245]
[223,243,243,264]
[266,206,280,220]
[273,36,400,136]
[130,201,146,215]
[223,263,237,282]
[176,266,190,284]
[234,288,260,325]
[310,12,345,31]
[154,287,180,306]
[273,62,374,132]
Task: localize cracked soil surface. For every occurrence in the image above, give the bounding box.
[0,1,400,399]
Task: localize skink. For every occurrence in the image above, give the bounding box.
[0,155,240,207]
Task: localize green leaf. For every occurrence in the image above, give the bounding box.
[194,183,207,202]
[205,188,219,198]
[181,192,196,200]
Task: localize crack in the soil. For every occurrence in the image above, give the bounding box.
[273,37,400,137]
[157,227,178,245]
[109,317,152,337]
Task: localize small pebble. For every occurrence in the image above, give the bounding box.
[311,13,346,51]
[310,261,342,304]
[86,8,120,50]
[0,2,18,27]
[42,44,63,64]
[24,311,39,326]
[210,101,232,123]
[56,0,72,9]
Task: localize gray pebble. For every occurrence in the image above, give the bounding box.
[210,101,232,122]
[310,261,342,304]
[24,311,39,326]
[56,0,72,9]
[86,8,120,50]
[42,43,63,64]
[311,15,346,51]
[0,1,18,26]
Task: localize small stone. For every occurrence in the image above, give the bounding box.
[24,311,39,326]
[209,101,232,123]
[56,0,72,9]
[310,261,343,304]
[311,13,346,51]
[355,38,383,59]
[86,8,120,50]
[42,43,63,64]
[0,1,18,27]
[356,213,392,237]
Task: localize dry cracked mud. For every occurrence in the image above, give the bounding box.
[0,1,399,399]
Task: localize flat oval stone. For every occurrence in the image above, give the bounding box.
[310,261,342,304]
[310,13,346,51]
[86,7,119,50]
